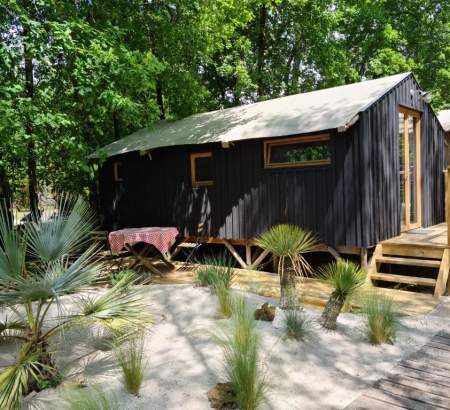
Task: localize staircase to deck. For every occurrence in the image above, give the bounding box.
[368,226,450,298]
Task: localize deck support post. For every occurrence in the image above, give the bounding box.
[245,245,252,266]
[446,165,450,247]
[327,246,341,261]
[250,249,270,270]
[360,248,368,272]
[223,239,248,269]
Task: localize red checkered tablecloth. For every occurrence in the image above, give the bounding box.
[108,227,179,255]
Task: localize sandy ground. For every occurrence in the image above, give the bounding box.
[3,284,450,410]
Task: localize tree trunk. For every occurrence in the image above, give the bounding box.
[23,19,39,216]
[279,257,296,308]
[256,4,267,98]
[320,291,344,330]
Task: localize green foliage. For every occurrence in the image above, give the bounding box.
[0,197,151,406]
[256,224,316,307]
[319,260,367,300]
[283,292,311,340]
[35,372,64,391]
[362,293,400,345]
[215,282,234,319]
[110,269,135,288]
[115,333,147,396]
[62,386,119,410]
[218,297,267,410]
[1,1,449,205]
[197,254,235,290]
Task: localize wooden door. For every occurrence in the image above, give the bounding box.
[399,107,422,231]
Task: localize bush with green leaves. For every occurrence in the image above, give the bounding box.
[115,332,147,396]
[256,224,316,308]
[197,254,235,290]
[218,296,267,410]
[283,292,311,340]
[362,293,400,344]
[62,386,119,410]
[319,260,366,329]
[0,197,151,408]
[110,269,135,287]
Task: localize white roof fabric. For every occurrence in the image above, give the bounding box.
[438,110,450,132]
[93,72,411,158]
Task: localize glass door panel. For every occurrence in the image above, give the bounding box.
[399,108,421,231]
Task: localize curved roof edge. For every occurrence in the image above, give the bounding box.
[90,72,411,159]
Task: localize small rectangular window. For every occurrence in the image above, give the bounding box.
[264,134,331,168]
[190,152,213,187]
[113,161,123,182]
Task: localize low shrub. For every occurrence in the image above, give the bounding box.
[110,269,135,288]
[115,333,146,396]
[219,297,267,410]
[362,293,400,345]
[215,282,233,319]
[197,254,235,290]
[62,386,118,410]
[283,294,310,340]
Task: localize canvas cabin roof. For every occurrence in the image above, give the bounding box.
[92,72,412,158]
[438,110,450,132]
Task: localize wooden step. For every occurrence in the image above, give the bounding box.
[382,243,444,259]
[370,272,437,287]
[377,256,441,268]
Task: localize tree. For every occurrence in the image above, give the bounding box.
[0,197,151,407]
[319,260,366,329]
[256,224,316,308]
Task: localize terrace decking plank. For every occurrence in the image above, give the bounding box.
[345,328,450,409]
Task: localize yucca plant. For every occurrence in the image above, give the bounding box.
[215,281,233,319]
[197,254,235,290]
[115,332,146,396]
[0,196,151,408]
[218,297,267,410]
[362,293,400,344]
[255,224,316,308]
[62,386,119,410]
[319,260,366,329]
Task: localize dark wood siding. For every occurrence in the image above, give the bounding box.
[97,74,445,248]
[360,75,445,246]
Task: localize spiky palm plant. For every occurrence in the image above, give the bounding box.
[255,224,316,308]
[319,260,366,329]
[0,197,151,408]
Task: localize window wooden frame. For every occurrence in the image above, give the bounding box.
[399,107,422,231]
[113,161,123,182]
[263,134,331,169]
[190,152,213,187]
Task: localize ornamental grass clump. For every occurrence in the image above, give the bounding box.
[283,292,311,340]
[115,332,147,396]
[197,254,235,290]
[0,196,151,408]
[219,297,267,410]
[215,281,234,319]
[256,224,316,308]
[319,260,366,329]
[62,386,119,410]
[362,293,400,345]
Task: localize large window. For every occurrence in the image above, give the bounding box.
[264,134,331,168]
[190,152,213,187]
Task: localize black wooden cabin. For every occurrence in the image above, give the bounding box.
[94,73,445,254]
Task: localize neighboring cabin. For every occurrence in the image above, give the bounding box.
[93,72,445,258]
[438,110,450,165]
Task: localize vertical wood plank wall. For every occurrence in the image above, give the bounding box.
[98,75,445,248]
